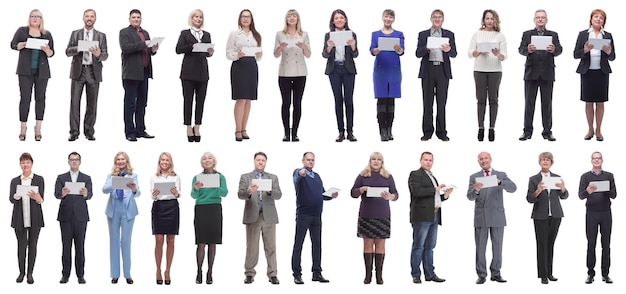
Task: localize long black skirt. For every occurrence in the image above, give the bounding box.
[194,203,223,244]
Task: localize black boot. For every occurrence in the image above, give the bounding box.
[283,128,290,142]
[478,128,485,141]
[291,127,300,142]
[488,128,495,142]
[363,253,373,284]
[374,253,385,285]
[387,106,395,140]
[379,125,388,142]
[386,127,393,141]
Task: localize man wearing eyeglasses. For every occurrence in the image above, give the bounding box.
[54,152,93,284]
[518,9,562,142]
[578,151,617,284]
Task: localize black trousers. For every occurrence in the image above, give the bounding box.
[60,217,88,278]
[181,79,208,126]
[421,64,449,138]
[70,66,100,136]
[15,226,42,275]
[523,79,553,136]
[586,210,612,277]
[18,70,48,122]
[533,217,561,278]
[278,76,306,131]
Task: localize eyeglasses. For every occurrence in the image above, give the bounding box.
[69,158,81,162]
[592,157,603,160]
[30,15,42,19]
[241,15,252,19]
[535,16,547,20]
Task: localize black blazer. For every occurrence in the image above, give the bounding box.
[526,172,568,219]
[65,28,108,82]
[518,29,563,81]
[322,31,358,75]
[10,26,54,78]
[119,25,156,80]
[9,174,45,229]
[574,29,615,75]
[175,29,212,81]
[54,171,93,222]
[415,28,456,79]
[408,168,447,224]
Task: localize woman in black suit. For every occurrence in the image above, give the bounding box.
[526,152,568,284]
[574,9,615,141]
[10,9,54,142]
[323,9,359,142]
[9,152,45,284]
[176,9,214,142]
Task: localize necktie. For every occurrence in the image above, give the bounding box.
[257,173,263,211]
[116,170,127,200]
[194,29,201,42]
[538,30,544,36]
[83,31,91,64]
[485,170,489,176]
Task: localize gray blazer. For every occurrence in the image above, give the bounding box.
[65,28,108,82]
[466,169,517,227]
[238,171,282,224]
[119,25,155,80]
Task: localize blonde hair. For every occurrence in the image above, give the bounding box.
[188,9,204,28]
[155,152,176,176]
[111,151,134,175]
[28,9,46,34]
[360,152,390,178]
[201,152,218,172]
[282,9,303,36]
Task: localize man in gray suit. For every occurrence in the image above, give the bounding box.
[467,151,517,284]
[65,9,108,141]
[238,152,282,285]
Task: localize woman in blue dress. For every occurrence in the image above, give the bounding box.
[370,9,404,141]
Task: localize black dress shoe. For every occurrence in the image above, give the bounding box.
[477,128,485,141]
[585,275,594,284]
[126,278,134,284]
[78,277,86,284]
[519,133,532,141]
[16,274,25,283]
[269,276,280,284]
[541,277,549,284]
[282,135,290,142]
[68,134,79,141]
[584,132,594,140]
[312,274,329,283]
[476,277,486,284]
[438,135,450,142]
[27,274,34,284]
[60,276,69,284]
[294,276,304,284]
[602,276,613,283]
[413,276,422,284]
[126,135,137,142]
[547,275,558,281]
[138,133,155,139]
[543,134,556,141]
[425,275,446,282]
[347,132,357,142]
[597,136,604,141]
[335,133,345,142]
[420,135,431,141]
[491,275,507,283]
[244,276,254,284]
[111,278,119,284]
[86,135,96,141]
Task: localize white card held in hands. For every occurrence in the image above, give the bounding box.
[588,38,610,49]
[197,173,220,188]
[26,38,49,50]
[377,37,400,51]
[192,43,214,52]
[148,37,164,47]
[322,187,340,197]
[112,176,133,189]
[589,180,610,192]
[329,30,353,46]
[477,42,498,53]
[426,36,449,49]
[476,175,498,189]
[242,46,262,56]
[154,181,176,197]
[542,176,562,190]
[65,182,86,195]
[530,35,552,50]
[77,40,99,51]
[252,179,272,191]
[366,187,389,197]
[16,185,39,198]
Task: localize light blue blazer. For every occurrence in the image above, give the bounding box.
[102,173,141,220]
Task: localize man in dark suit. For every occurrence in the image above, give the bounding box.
[408,151,453,284]
[54,152,93,284]
[578,151,617,284]
[416,9,457,142]
[467,151,517,284]
[119,9,158,141]
[518,9,562,142]
[238,152,282,285]
[65,9,108,142]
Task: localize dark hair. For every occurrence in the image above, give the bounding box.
[84,9,96,17]
[329,9,349,31]
[238,9,262,46]
[589,9,607,27]
[20,152,33,163]
[68,151,81,160]
[382,9,395,18]
[420,151,433,160]
[254,151,267,160]
[129,9,141,16]
[480,9,501,32]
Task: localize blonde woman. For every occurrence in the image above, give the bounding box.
[150,152,181,285]
[102,151,140,284]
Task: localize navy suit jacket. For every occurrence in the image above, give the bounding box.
[518,29,563,81]
[574,29,616,75]
[119,25,156,80]
[415,28,456,79]
[9,174,45,229]
[466,169,517,227]
[65,28,108,82]
[175,29,212,81]
[526,172,568,219]
[10,26,54,78]
[54,171,93,222]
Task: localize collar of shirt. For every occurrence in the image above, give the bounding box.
[304,169,315,178]
[591,169,604,176]
[430,28,442,36]
[541,172,550,178]
[21,173,33,181]
[587,27,606,35]
[254,171,265,179]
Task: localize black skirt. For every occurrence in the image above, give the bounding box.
[357,217,391,239]
[581,69,609,102]
[194,203,223,244]
[151,199,180,235]
[230,57,258,100]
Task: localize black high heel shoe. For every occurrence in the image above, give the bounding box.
[477,128,485,141]
[187,127,194,142]
[196,270,202,284]
[157,279,163,285]
[193,126,201,142]
[488,129,495,142]
[241,129,250,139]
[235,131,243,142]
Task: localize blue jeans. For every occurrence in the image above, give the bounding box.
[291,214,322,277]
[410,211,439,278]
[328,64,355,133]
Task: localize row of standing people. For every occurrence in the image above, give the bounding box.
[11,8,616,144]
[9,149,616,285]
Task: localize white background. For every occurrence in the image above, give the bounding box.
[1,1,624,293]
